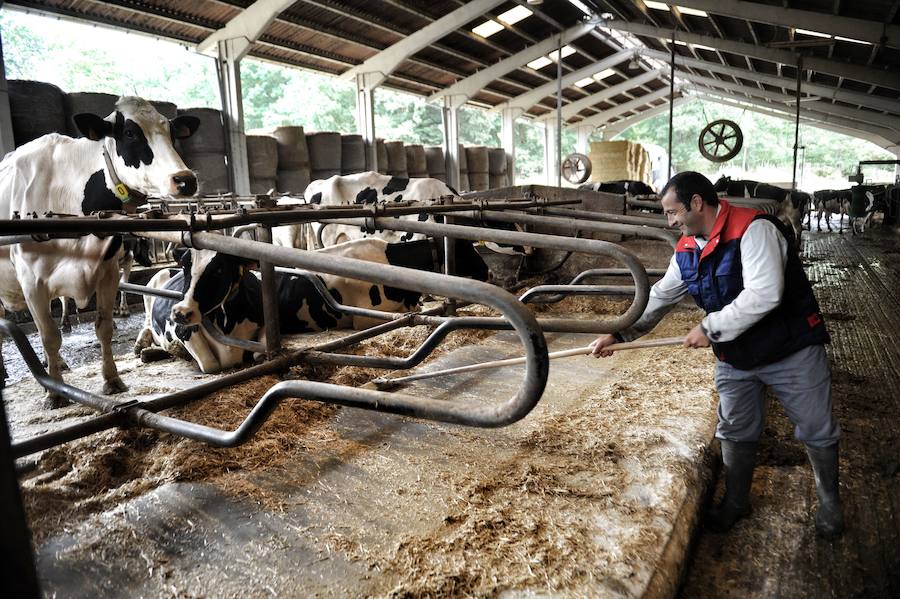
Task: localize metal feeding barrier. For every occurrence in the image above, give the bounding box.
[0,192,659,457]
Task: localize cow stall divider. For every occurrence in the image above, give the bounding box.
[0,198,652,458]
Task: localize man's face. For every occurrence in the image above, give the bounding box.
[661,190,704,236]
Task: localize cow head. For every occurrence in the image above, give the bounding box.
[170,249,257,326]
[74,96,200,199]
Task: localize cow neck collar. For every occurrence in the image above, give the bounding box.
[101,145,147,206]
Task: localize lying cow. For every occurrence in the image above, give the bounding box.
[273,171,458,250]
[135,236,489,372]
[812,189,852,233]
[579,180,655,196]
[0,96,199,403]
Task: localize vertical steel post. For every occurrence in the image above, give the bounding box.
[0,30,16,156]
[556,34,563,188]
[667,30,676,179]
[216,39,251,196]
[356,73,379,172]
[255,224,281,356]
[792,57,803,190]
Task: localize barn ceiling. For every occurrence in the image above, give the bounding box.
[4,0,900,146]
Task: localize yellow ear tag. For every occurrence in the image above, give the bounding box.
[114,183,130,201]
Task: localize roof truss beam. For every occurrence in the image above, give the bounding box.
[598,17,900,91]
[658,0,900,50]
[601,96,692,138]
[341,0,504,85]
[566,86,677,129]
[198,0,296,59]
[553,68,665,122]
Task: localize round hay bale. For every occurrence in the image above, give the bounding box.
[489,174,508,189]
[150,100,178,120]
[458,172,469,192]
[425,146,445,177]
[385,141,408,178]
[183,152,230,195]
[507,154,515,185]
[276,168,311,195]
[465,146,489,175]
[8,80,66,146]
[271,126,309,169]
[405,144,427,178]
[376,138,388,174]
[458,144,468,172]
[65,92,117,137]
[246,135,278,179]
[306,131,342,172]
[176,108,226,155]
[488,147,507,175]
[311,169,341,182]
[468,171,489,191]
[341,134,366,174]
[250,177,277,195]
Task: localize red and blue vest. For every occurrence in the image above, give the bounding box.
[675,201,829,369]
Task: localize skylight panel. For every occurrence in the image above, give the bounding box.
[644,1,671,11]
[527,56,553,70]
[677,6,708,17]
[568,0,592,16]
[834,36,872,45]
[594,68,617,81]
[498,5,532,26]
[795,28,830,38]
[548,46,576,61]
[472,19,504,38]
[575,77,597,88]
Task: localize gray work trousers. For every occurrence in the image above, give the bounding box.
[714,344,840,448]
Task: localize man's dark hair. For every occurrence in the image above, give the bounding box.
[660,171,719,210]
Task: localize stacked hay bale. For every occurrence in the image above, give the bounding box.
[425,146,446,183]
[177,107,229,195]
[458,144,469,192]
[405,144,428,178]
[340,134,366,175]
[466,145,490,191]
[375,138,388,174]
[588,140,652,184]
[488,147,508,189]
[271,126,311,195]
[245,134,278,194]
[7,80,67,146]
[64,92,117,137]
[150,101,178,121]
[385,141,408,178]
[307,131,341,181]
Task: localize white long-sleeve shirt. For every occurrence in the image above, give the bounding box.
[618,216,788,343]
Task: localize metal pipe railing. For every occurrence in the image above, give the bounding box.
[534,206,676,229]
[313,217,651,333]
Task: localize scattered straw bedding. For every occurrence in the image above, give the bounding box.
[18,298,717,598]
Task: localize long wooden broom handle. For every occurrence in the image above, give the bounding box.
[373,336,686,389]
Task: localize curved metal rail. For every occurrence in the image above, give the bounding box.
[315,216,651,334]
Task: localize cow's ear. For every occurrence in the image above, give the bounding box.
[174,247,191,268]
[74,113,113,141]
[171,116,200,140]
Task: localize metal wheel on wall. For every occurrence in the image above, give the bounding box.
[699,119,743,163]
[561,153,592,184]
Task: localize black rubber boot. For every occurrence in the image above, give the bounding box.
[706,440,757,533]
[806,443,844,538]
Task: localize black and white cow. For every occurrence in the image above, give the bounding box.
[812,189,852,232]
[713,175,810,247]
[273,171,457,250]
[134,249,263,374]
[0,96,199,402]
[579,180,656,196]
[135,237,489,372]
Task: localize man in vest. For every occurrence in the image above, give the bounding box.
[590,171,843,538]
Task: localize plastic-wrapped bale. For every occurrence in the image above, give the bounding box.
[177,107,229,194]
[8,80,67,146]
[458,143,469,192]
[150,100,178,120]
[405,144,428,178]
[376,138,388,174]
[341,134,366,175]
[425,146,446,183]
[246,134,278,194]
[270,126,311,195]
[307,131,342,181]
[465,145,489,191]
[488,147,508,189]
[385,141,408,178]
[64,92,117,137]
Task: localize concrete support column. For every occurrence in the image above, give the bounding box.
[501,107,523,186]
[575,124,594,155]
[442,95,466,191]
[356,72,384,172]
[216,39,250,196]
[544,120,560,187]
[0,30,16,156]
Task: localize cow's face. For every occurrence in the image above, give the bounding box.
[74,96,200,198]
[170,249,252,326]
